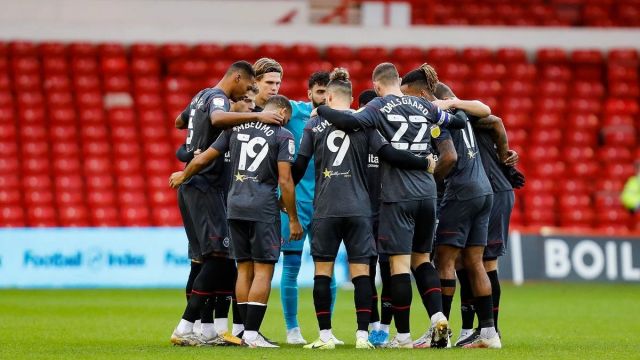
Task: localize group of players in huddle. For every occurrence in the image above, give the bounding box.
[167,57,525,350]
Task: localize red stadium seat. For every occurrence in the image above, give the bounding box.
[536,48,568,64]
[74,75,101,92]
[54,175,84,191]
[0,189,22,206]
[98,43,126,57]
[120,206,151,226]
[86,174,114,190]
[290,44,321,61]
[89,206,120,227]
[148,188,177,206]
[161,43,190,60]
[71,57,98,75]
[50,124,77,142]
[87,190,116,207]
[84,157,112,174]
[255,43,289,61]
[560,179,590,194]
[26,206,58,227]
[0,174,21,190]
[53,157,82,174]
[24,190,54,207]
[225,43,256,61]
[130,43,158,58]
[22,141,48,157]
[0,141,18,158]
[191,43,224,59]
[43,57,68,75]
[55,190,84,206]
[58,205,90,227]
[22,174,52,191]
[116,175,145,190]
[391,46,425,62]
[608,48,639,66]
[1,206,25,227]
[103,75,130,92]
[12,56,39,74]
[47,92,74,107]
[496,47,527,63]
[131,58,160,76]
[151,206,182,227]
[69,42,96,57]
[133,76,161,93]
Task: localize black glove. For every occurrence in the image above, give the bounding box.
[505,166,525,189]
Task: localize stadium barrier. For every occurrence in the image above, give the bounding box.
[0,228,638,288]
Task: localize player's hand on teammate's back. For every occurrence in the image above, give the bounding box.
[426,154,436,174]
[169,171,186,189]
[503,150,519,166]
[289,220,303,241]
[310,107,318,118]
[257,111,284,125]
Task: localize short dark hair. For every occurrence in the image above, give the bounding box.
[308,71,330,89]
[327,68,352,98]
[358,89,377,107]
[265,94,292,115]
[400,63,439,95]
[434,82,455,100]
[227,61,255,78]
[372,62,399,85]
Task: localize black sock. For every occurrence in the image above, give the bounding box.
[244,303,267,332]
[183,258,220,322]
[200,296,214,323]
[412,262,442,318]
[313,275,332,330]
[440,278,456,320]
[186,261,202,302]
[214,259,236,320]
[379,261,393,325]
[487,270,501,332]
[457,269,475,329]
[368,257,380,324]
[352,275,372,331]
[475,295,495,329]
[232,298,243,325]
[183,294,207,322]
[238,302,248,324]
[390,273,412,334]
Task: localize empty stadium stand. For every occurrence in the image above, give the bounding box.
[0,41,638,232]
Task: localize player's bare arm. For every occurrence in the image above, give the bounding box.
[433,98,491,118]
[433,138,457,183]
[472,115,519,166]
[278,161,303,240]
[210,109,284,128]
[169,147,221,189]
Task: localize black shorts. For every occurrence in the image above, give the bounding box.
[377,198,437,256]
[311,216,376,264]
[228,219,281,263]
[484,191,515,259]
[178,184,230,259]
[371,215,389,263]
[436,194,494,248]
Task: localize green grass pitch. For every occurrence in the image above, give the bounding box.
[1,283,639,359]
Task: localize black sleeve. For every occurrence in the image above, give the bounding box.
[446,109,469,129]
[377,144,428,170]
[291,153,311,185]
[175,144,193,163]
[316,105,362,130]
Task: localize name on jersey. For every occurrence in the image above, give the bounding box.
[233,122,274,137]
[311,119,331,133]
[379,97,430,117]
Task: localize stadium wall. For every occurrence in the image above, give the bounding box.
[1,0,640,50]
[1,228,638,288]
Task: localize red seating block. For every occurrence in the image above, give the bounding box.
[58,205,90,227]
[89,206,120,227]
